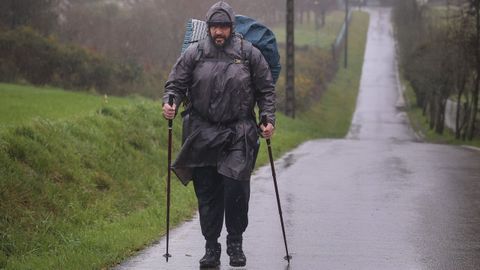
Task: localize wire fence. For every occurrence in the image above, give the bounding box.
[331,10,353,60]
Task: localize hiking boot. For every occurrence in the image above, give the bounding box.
[199,243,221,268]
[227,240,246,267]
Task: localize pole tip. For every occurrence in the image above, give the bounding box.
[284,255,292,263]
[164,253,172,262]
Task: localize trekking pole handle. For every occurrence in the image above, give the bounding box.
[260,115,271,145]
[168,94,174,128]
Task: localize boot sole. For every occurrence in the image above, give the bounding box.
[200,262,220,268]
[229,261,246,267]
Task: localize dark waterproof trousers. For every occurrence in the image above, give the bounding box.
[193,166,250,246]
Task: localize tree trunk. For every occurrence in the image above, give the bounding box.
[423,90,430,117]
[429,93,436,130]
[10,0,16,30]
[462,102,471,140]
[454,67,468,139]
[435,95,447,134]
[468,1,480,140]
[456,89,464,138]
[468,74,479,139]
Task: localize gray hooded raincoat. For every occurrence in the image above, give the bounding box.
[163,1,276,185]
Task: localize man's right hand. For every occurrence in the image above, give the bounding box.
[163,103,176,120]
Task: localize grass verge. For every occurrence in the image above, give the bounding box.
[1,103,196,269]
[0,83,139,129]
[0,11,369,270]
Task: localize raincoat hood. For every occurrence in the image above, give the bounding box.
[206,1,236,29]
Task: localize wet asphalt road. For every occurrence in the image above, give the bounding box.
[116,8,480,270]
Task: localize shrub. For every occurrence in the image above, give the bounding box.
[0,27,144,96]
[276,45,335,113]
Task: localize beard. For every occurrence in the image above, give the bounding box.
[211,34,230,48]
[214,36,226,46]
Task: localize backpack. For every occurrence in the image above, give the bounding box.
[182,15,281,84]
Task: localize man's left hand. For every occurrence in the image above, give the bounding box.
[260,123,275,139]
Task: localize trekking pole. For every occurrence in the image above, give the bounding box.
[163,94,174,262]
[261,116,292,263]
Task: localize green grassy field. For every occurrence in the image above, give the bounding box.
[0,83,137,129]
[273,10,346,48]
[0,11,369,270]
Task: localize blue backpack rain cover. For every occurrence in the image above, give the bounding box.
[182,15,281,84]
[235,15,281,84]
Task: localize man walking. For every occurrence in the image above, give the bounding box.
[162,1,275,268]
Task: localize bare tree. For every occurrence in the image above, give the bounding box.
[466,0,480,139]
[0,0,59,34]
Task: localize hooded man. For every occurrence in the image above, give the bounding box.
[162,1,275,268]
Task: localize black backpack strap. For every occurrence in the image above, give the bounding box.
[195,40,204,63]
[240,38,254,79]
[241,36,253,64]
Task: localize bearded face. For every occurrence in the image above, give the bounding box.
[209,23,232,47]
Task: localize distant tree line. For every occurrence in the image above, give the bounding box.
[0,0,339,101]
[393,0,480,140]
[0,27,144,96]
[55,0,338,67]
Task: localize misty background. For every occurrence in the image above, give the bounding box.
[0,0,340,100]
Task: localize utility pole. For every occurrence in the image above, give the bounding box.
[10,0,16,30]
[344,0,349,69]
[285,0,295,118]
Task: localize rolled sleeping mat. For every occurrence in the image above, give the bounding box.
[181,19,208,53]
